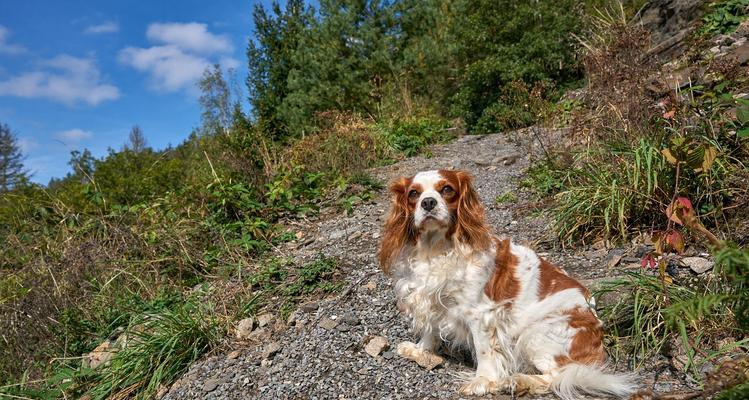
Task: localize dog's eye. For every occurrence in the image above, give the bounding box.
[408,189,419,199]
[440,186,454,195]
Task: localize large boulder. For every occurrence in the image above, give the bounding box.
[637,0,705,58]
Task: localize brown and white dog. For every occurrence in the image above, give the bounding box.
[378,170,634,399]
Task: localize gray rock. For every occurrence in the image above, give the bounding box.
[318,317,338,330]
[300,301,319,312]
[683,257,714,274]
[203,379,221,392]
[604,249,624,268]
[263,342,282,359]
[340,313,360,326]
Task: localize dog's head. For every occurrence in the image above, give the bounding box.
[378,169,490,273]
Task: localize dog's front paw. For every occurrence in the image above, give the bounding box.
[397,341,444,370]
[459,376,499,396]
[396,341,420,360]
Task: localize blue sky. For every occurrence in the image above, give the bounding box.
[0,0,275,184]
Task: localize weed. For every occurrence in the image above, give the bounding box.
[495,191,518,204]
[699,0,749,36]
[522,161,569,197]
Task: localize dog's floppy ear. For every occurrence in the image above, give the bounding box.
[453,170,490,250]
[378,176,414,274]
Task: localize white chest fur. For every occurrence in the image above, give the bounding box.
[393,248,495,346]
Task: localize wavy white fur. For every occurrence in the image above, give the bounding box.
[381,170,635,399]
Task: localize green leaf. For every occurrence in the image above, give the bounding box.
[737,107,749,125]
[738,128,749,138]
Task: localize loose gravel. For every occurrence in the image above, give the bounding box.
[163,134,676,400]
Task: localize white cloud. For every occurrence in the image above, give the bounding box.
[0,55,120,106]
[119,22,235,93]
[146,22,232,54]
[0,25,27,55]
[85,21,119,34]
[56,128,93,142]
[119,45,211,92]
[17,137,39,153]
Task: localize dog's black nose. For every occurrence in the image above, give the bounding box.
[421,197,437,211]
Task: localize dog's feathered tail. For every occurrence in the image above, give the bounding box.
[551,364,635,400]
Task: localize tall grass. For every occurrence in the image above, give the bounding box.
[553,139,668,243]
[82,301,222,400]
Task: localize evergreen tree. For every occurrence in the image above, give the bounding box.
[280,0,396,136]
[247,0,312,142]
[0,123,28,192]
[447,0,584,132]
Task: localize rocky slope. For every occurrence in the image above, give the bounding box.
[162,133,692,400]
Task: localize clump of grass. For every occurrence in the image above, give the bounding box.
[82,300,222,400]
[597,246,749,375]
[289,111,395,180]
[495,191,518,204]
[553,139,668,243]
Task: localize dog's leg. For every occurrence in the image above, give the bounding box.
[459,325,512,396]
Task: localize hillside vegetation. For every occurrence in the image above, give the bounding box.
[1,0,748,399]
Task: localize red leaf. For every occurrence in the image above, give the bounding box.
[663,110,676,119]
[666,230,685,254]
[666,197,695,226]
[641,253,657,269]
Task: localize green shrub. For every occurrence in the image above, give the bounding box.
[378,116,451,156]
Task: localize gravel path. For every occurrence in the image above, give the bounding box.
[163,134,664,400]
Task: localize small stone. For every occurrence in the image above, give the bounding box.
[203,379,220,392]
[227,350,241,359]
[683,257,714,274]
[235,318,255,340]
[300,302,319,312]
[319,317,339,330]
[257,313,273,327]
[340,313,360,326]
[248,327,269,341]
[364,336,389,357]
[83,340,113,369]
[502,155,518,166]
[263,342,282,359]
[604,249,624,268]
[415,352,444,370]
[336,323,351,332]
[361,281,377,291]
[372,231,381,239]
[382,351,394,360]
[349,231,363,240]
